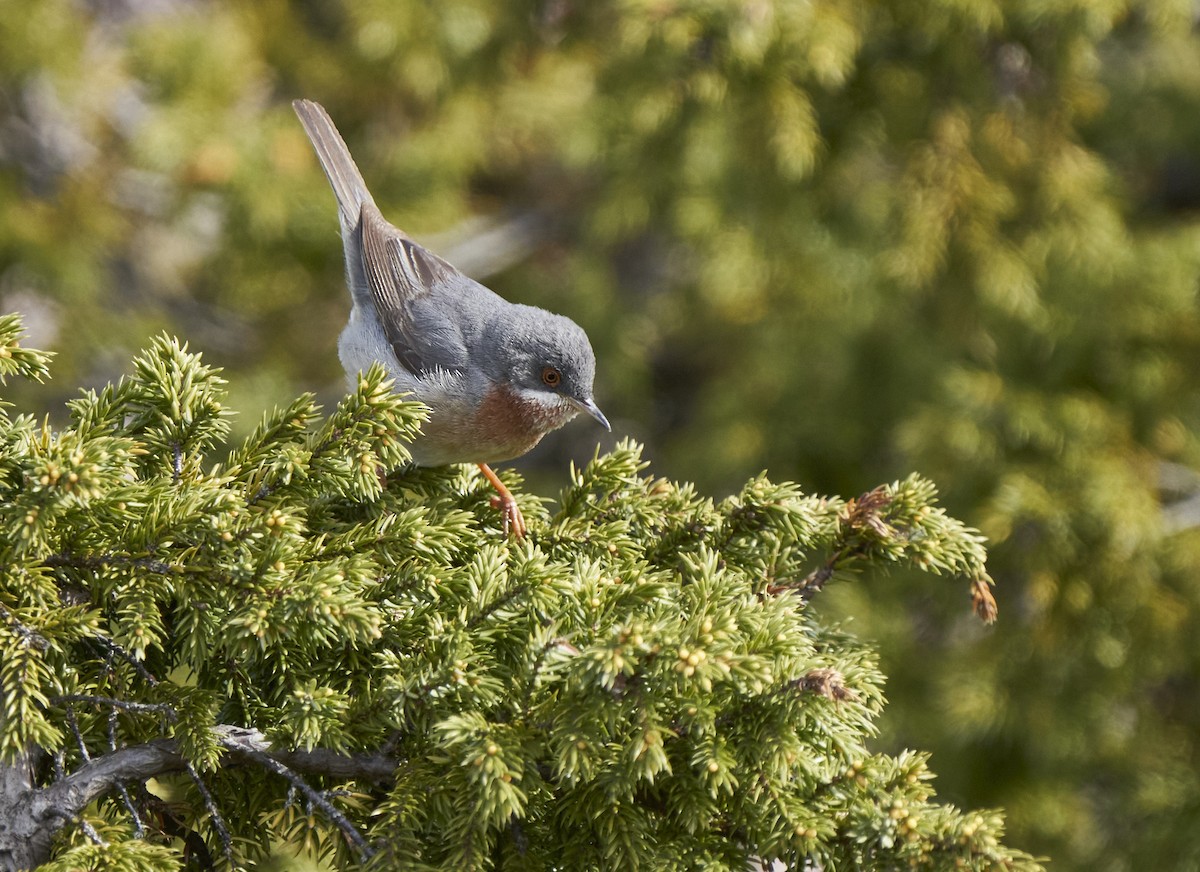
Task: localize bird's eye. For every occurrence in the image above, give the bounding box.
[541,367,562,388]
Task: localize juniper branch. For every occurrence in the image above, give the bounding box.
[16,724,397,861]
[219,729,375,860]
[183,759,234,867]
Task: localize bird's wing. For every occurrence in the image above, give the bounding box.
[359,203,470,375]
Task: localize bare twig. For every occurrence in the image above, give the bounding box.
[44,552,175,576]
[53,694,176,720]
[63,707,92,764]
[88,635,160,685]
[79,815,105,846]
[219,729,375,860]
[20,724,396,866]
[107,705,144,838]
[44,807,106,846]
[183,760,234,867]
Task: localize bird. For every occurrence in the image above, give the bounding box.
[292,99,609,538]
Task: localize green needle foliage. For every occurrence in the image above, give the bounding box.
[4,3,1199,869]
[0,312,1035,870]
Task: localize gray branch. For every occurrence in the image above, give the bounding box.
[0,725,396,870]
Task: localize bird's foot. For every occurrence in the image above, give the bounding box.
[489,492,527,539]
[478,463,527,539]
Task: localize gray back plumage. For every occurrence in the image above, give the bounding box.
[294,99,598,408]
[295,99,476,374]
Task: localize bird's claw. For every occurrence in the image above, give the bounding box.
[478,463,526,539]
[490,493,527,539]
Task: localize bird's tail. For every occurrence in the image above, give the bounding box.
[292,99,374,228]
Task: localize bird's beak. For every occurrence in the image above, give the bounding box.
[572,397,611,431]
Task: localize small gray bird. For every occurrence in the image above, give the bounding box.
[292,99,608,538]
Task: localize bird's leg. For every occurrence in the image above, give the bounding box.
[478,463,527,539]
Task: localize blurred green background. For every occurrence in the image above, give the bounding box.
[3,1,1200,869]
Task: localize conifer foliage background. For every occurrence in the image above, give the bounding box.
[2,1,1200,870]
[0,315,1028,869]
